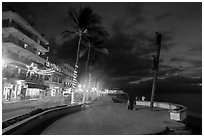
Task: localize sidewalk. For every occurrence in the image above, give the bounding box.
[2,96,64,121]
[41,95,185,135]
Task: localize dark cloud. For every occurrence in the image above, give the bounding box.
[187,60,202,68]
[159,66,184,76]
[169,57,183,62]
[102,19,177,88]
[169,56,201,68]
[125,3,146,25]
[3,2,37,25]
[102,30,156,79]
[155,12,172,22]
[124,75,201,99]
[190,46,202,52]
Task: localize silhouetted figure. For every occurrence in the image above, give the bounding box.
[127,99,130,110]
[127,95,135,110]
[142,96,146,101]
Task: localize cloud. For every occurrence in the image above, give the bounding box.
[155,12,172,22]
[125,2,145,23]
[103,32,154,78]
[123,75,201,98]
[103,20,177,88]
[169,56,201,68]
[129,77,152,84]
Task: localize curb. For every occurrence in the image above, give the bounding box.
[2,104,82,135]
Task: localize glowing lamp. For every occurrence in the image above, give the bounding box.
[78,84,82,88]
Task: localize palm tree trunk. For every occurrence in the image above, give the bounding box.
[71,35,82,104]
[76,35,82,66]
[83,43,91,103]
[150,32,162,109]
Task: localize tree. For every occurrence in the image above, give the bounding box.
[62,6,106,103]
[80,28,109,102]
[150,32,162,109]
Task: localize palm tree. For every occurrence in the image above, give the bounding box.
[79,30,109,102]
[62,6,105,104]
[150,32,162,109]
[80,26,109,75]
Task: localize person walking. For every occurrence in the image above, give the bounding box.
[127,99,130,110]
[134,96,138,110]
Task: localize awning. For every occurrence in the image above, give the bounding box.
[27,83,49,90]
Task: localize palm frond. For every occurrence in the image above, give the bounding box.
[86,14,102,27]
[78,7,102,29]
[68,10,79,25]
[79,48,88,58]
[87,26,109,40]
[93,47,109,54]
[61,30,77,39]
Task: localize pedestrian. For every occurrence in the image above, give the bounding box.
[142,96,146,101]
[134,96,138,110]
[8,89,12,101]
[127,99,130,110]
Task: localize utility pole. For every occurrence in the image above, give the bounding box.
[150,32,162,109]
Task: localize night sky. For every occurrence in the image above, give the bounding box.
[3,2,202,94]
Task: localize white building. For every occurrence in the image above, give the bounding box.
[2,11,50,101]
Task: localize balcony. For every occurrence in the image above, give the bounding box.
[2,65,44,83]
[3,35,47,65]
[3,19,49,52]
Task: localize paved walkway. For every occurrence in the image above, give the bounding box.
[41,95,185,135]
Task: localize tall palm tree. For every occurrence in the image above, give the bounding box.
[80,26,109,75]
[62,6,105,103]
[80,30,109,102]
[150,32,162,109]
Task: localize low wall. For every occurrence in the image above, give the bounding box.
[136,101,187,121]
[2,104,82,135]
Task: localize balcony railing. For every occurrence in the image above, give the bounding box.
[6,50,31,65]
[2,66,44,82]
[3,34,36,54]
[3,34,48,61]
[3,19,49,51]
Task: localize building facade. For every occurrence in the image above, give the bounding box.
[60,63,74,95]
[2,11,76,103]
[2,11,51,102]
[43,62,64,97]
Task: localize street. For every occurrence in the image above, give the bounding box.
[2,96,64,121]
